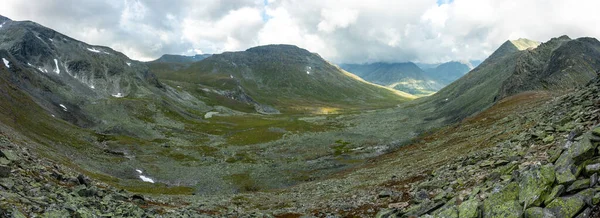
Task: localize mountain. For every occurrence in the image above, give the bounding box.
[150,54,212,63]
[340,62,440,96]
[153,45,413,113]
[423,61,472,85]
[423,36,600,122]
[341,61,472,96]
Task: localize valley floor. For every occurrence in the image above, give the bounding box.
[3,82,600,217]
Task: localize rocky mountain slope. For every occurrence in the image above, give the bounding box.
[421,36,600,123]
[154,45,413,114]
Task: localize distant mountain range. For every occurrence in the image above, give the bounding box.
[341,61,474,96]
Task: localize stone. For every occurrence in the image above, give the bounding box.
[592,192,600,205]
[458,199,480,218]
[546,196,585,218]
[76,185,98,197]
[378,190,392,198]
[77,174,90,186]
[434,205,459,218]
[524,207,556,218]
[585,163,600,174]
[554,153,582,185]
[566,179,591,193]
[544,185,565,205]
[543,135,555,143]
[403,200,444,217]
[0,149,18,161]
[375,209,398,218]
[574,188,595,206]
[42,209,71,217]
[0,165,9,178]
[591,173,598,187]
[519,165,555,207]
[413,190,430,203]
[568,135,597,164]
[483,200,522,218]
[574,207,591,218]
[483,183,521,218]
[592,126,600,137]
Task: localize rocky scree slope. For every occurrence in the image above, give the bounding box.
[376,77,600,218]
[154,44,413,114]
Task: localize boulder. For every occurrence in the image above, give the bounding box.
[483,183,522,218]
[0,149,18,161]
[458,199,481,218]
[0,165,10,178]
[568,135,597,164]
[566,179,591,193]
[554,153,582,185]
[546,196,585,218]
[544,185,565,205]
[524,207,556,218]
[433,205,459,218]
[519,165,555,207]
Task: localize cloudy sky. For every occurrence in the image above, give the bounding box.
[1,0,599,63]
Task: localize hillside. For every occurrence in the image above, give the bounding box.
[418,36,600,123]
[153,45,414,114]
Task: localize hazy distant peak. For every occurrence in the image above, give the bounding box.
[509,38,541,50]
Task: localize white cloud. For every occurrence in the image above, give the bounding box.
[317,8,359,33]
[0,0,599,63]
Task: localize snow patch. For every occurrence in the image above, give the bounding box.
[51,114,55,118]
[139,175,155,183]
[230,75,234,79]
[90,85,95,89]
[53,59,60,74]
[306,71,310,75]
[126,62,131,67]
[204,112,219,119]
[102,51,111,55]
[135,169,154,183]
[2,58,9,68]
[49,38,53,42]
[27,63,32,66]
[0,22,5,28]
[112,93,125,98]
[59,104,67,112]
[87,48,101,53]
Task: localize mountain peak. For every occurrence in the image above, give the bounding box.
[488,38,540,60]
[508,38,541,50]
[245,44,313,56]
